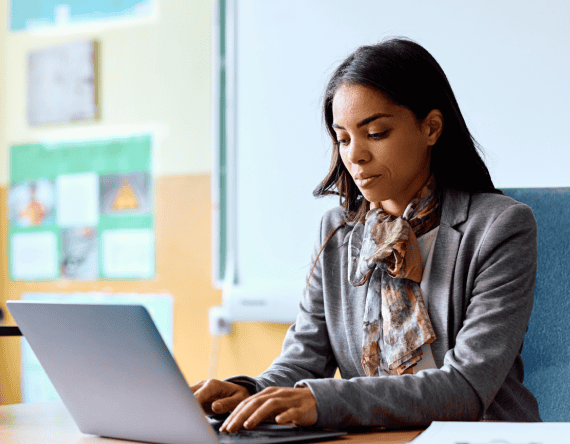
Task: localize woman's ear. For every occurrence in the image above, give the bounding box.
[422,109,444,147]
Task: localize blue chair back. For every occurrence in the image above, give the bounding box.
[503,188,570,421]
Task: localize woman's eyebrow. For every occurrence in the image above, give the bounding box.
[332,113,393,130]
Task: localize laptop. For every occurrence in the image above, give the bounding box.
[7,301,346,444]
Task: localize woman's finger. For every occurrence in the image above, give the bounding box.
[193,379,249,415]
[275,407,303,425]
[220,387,278,427]
[193,380,220,405]
[248,390,313,428]
[220,393,276,433]
[242,397,285,429]
[211,389,249,413]
[189,380,205,393]
[220,397,261,432]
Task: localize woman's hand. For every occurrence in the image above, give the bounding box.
[219,386,318,433]
[190,379,250,416]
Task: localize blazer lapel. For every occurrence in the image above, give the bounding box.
[428,188,470,368]
[342,221,369,375]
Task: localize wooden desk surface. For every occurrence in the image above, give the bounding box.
[0,402,424,444]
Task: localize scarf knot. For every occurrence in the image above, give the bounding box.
[348,175,440,376]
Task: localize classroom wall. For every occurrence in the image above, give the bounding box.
[0,0,289,405]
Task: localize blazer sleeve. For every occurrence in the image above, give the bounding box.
[297,203,537,428]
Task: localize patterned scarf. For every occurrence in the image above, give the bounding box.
[348,175,440,376]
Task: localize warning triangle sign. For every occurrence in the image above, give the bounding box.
[113,180,139,210]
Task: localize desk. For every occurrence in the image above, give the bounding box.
[0,402,424,443]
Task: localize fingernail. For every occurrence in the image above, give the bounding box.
[244,421,250,429]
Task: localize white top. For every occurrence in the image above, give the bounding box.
[413,226,440,373]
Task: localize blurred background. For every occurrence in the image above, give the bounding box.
[1,0,569,406]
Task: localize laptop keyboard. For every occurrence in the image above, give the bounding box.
[215,427,337,443]
[216,428,295,442]
[211,419,327,443]
[208,417,345,443]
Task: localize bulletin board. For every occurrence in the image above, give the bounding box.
[8,135,154,281]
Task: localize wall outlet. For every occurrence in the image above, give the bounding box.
[209,305,232,336]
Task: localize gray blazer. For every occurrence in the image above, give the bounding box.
[229,188,541,428]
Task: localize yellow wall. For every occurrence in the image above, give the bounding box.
[0,0,290,405]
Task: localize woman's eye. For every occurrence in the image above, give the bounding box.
[336,138,349,146]
[369,131,389,140]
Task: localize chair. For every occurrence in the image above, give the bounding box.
[503,188,570,422]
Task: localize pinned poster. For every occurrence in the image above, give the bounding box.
[10,0,155,32]
[27,40,99,125]
[100,172,151,215]
[9,179,55,226]
[9,135,154,281]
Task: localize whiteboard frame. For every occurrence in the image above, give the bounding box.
[212,0,239,289]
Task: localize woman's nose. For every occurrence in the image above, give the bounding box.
[345,139,370,165]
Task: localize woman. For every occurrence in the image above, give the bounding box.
[192,37,541,431]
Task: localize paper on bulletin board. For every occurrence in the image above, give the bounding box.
[11,232,58,280]
[27,40,99,125]
[102,229,155,279]
[19,292,174,403]
[60,227,100,280]
[10,0,154,31]
[56,172,100,227]
[9,135,154,281]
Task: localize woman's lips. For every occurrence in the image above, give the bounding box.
[355,175,381,188]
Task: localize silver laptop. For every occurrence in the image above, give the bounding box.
[7,301,345,444]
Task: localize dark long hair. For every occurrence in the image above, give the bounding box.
[314,37,501,224]
[307,38,501,284]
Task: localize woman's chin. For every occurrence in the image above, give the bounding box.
[361,192,389,207]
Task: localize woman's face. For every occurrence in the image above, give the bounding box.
[332,83,442,216]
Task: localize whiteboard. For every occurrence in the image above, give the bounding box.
[215,0,570,322]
